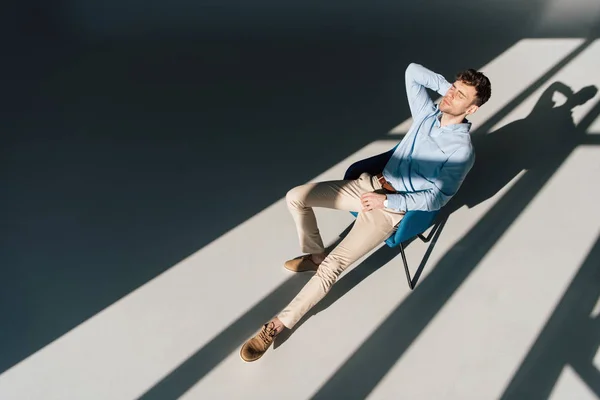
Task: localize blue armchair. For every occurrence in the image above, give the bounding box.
[344,147,446,290]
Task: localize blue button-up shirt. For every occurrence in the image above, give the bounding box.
[383,63,475,212]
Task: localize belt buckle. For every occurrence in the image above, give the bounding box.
[380,176,395,193]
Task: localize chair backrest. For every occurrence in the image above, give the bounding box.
[343,145,397,181]
[344,147,439,248]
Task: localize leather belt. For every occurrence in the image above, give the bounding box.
[375,173,396,193]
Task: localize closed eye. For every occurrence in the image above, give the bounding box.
[452,84,466,99]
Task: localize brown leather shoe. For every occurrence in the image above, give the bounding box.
[284,254,320,272]
[240,321,278,362]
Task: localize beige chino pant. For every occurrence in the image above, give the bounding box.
[277,172,405,329]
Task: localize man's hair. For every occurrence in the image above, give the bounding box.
[456,69,491,107]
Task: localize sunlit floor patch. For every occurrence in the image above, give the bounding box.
[549,365,598,400]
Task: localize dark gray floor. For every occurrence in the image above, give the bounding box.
[1,0,598,383]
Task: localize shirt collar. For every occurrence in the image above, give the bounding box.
[434,105,472,132]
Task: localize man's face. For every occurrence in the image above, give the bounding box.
[439,80,479,117]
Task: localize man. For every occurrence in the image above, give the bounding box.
[240,62,492,362]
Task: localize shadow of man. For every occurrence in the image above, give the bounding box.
[446,81,598,215]
[275,81,598,348]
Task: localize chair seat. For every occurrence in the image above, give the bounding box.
[386,210,438,247]
[350,209,438,247]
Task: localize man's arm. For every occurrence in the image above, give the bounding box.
[405,63,452,118]
[385,147,475,212]
[532,81,574,114]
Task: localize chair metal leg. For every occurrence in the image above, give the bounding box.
[399,218,447,290]
[417,219,444,243]
[399,243,414,290]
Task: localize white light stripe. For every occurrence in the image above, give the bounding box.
[549,365,598,400]
[594,347,600,378]
[591,295,600,318]
[586,99,600,134]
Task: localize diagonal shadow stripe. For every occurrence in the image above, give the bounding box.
[136,229,357,400]
[572,362,600,398]
[136,272,313,400]
[500,234,600,400]
[274,244,403,348]
[582,136,600,145]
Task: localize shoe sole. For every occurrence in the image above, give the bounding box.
[283,264,318,273]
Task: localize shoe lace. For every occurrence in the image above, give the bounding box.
[258,322,277,346]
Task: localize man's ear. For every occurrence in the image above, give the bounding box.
[466,104,479,115]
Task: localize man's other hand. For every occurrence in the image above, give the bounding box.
[360,192,387,211]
